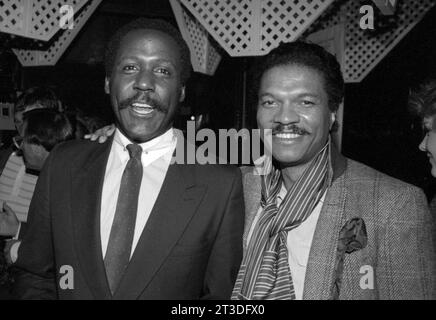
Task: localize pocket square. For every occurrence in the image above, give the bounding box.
[330,217,368,300]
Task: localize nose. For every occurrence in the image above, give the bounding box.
[419,134,428,152]
[134,69,155,92]
[273,103,300,125]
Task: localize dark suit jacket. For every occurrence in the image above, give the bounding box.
[13,137,245,299]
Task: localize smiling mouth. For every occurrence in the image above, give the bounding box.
[131,102,155,115]
[274,132,303,139]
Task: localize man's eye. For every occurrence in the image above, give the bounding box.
[301,100,315,106]
[260,100,276,107]
[122,65,137,72]
[155,67,170,75]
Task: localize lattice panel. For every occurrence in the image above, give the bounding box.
[170,0,221,75]
[176,0,334,56]
[260,0,333,54]
[12,0,102,66]
[306,0,435,82]
[0,0,89,41]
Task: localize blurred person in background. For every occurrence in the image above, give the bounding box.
[409,79,436,212]
[0,105,71,299]
[0,87,61,235]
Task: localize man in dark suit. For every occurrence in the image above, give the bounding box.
[11,18,244,300]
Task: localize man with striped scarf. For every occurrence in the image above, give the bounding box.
[232,41,435,300]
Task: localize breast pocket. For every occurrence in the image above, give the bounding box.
[170,242,210,257]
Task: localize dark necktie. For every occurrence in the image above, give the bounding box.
[104,143,143,295]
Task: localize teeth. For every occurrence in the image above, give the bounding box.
[275,133,301,139]
[133,108,153,115]
[132,102,153,108]
[131,102,154,115]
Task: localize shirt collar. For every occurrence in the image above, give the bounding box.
[113,127,176,154]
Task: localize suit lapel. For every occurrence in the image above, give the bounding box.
[241,168,261,250]
[303,165,347,300]
[113,163,206,299]
[71,139,113,299]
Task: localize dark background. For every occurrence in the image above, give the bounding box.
[1,0,436,197]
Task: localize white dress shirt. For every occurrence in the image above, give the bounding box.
[247,184,326,300]
[0,152,37,223]
[100,128,177,259]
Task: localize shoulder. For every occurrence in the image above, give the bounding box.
[430,195,436,213]
[47,139,110,168]
[344,158,422,193]
[239,165,255,177]
[52,138,104,154]
[342,158,428,221]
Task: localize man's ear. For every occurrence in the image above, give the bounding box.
[179,86,186,103]
[330,111,336,130]
[104,77,110,94]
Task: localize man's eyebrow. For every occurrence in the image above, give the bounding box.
[116,56,176,66]
[295,92,321,99]
[258,92,321,99]
[258,93,273,98]
[154,59,176,67]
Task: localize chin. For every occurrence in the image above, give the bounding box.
[271,146,305,165]
[120,124,158,142]
[272,153,304,166]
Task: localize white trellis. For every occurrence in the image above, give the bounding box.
[171,0,435,81]
[306,0,435,82]
[1,0,102,66]
[170,0,221,75]
[174,0,334,57]
[0,0,90,41]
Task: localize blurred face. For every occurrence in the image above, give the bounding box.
[21,123,49,171]
[105,29,185,143]
[14,111,24,136]
[14,103,45,136]
[257,64,335,167]
[419,116,436,177]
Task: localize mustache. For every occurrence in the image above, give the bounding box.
[272,124,310,135]
[119,94,167,114]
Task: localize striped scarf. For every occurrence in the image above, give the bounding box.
[232,140,332,300]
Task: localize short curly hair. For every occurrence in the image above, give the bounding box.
[15,86,60,113]
[105,18,192,85]
[23,109,74,152]
[408,79,436,119]
[253,41,344,112]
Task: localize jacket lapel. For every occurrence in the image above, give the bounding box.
[240,167,261,251]
[113,163,206,299]
[303,146,348,300]
[302,176,346,299]
[71,139,113,299]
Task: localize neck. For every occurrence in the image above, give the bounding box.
[280,159,314,190]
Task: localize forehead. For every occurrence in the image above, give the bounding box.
[116,28,181,64]
[259,64,326,95]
